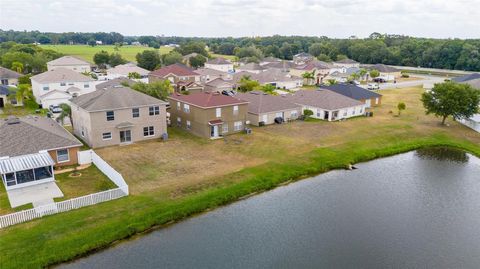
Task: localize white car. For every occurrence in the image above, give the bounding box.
[367,83,380,90]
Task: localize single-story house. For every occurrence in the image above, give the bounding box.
[293,52,314,65]
[321,83,382,108]
[0,116,82,192]
[259,57,282,66]
[332,58,360,68]
[235,91,301,126]
[168,92,249,139]
[365,64,401,81]
[106,63,149,82]
[285,89,366,121]
[47,56,92,73]
[248,69,303,89]
[205,57,234,73]
[205,78,235,93]
[0,66,22,86]
[70,86,168,148]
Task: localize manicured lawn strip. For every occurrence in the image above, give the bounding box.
[1,133,479,269]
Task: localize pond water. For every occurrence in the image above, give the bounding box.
[61,147,480,269]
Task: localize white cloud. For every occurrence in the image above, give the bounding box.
[0,0,479,38]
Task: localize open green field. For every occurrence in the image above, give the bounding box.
[1,87,480,268]
[39,45,173,63]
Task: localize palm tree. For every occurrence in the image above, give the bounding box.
[58,103,73,129]
[11,62,23,73]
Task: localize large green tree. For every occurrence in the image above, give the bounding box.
[237,75,260,92]
[136,50,161,71]
[93,50,110,67]
[421,82,480,125]
[162,51,183,66]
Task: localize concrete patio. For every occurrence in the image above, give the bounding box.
[6,181,63,208]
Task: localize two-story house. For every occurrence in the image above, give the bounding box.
[70,86,168,148]
[148,63,202,92]
[0,66,22,86]
[168,92,249,139]
[204,57,234,72]
[47,56,92,73]
[31,68,97,108]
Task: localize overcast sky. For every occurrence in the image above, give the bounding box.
[1,0,479,38]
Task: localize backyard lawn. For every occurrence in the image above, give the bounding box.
[39,45,173,63]
[1,86,480,269]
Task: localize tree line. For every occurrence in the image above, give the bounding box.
[1,30,479,71]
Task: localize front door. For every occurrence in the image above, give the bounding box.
[0,97,4,108]
[120,130,132,143]
[324,111,329,120]
[210,125,219,138]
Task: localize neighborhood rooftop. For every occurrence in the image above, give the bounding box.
[96,77,136,90]
[0,116,82,157]
[321,83,382,100]
[47,56,91,66]
[31,67,93,83]
[168,91,249,108]
[0,66,22,79]
[70,86,167,111]
[235,91,300,114]
[206,57,231,65]
[107,63,149,76]
[286,89,364,110]
[335,58,358,64]
[149,63,199,77]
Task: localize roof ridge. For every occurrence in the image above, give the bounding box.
[21,119,80,145]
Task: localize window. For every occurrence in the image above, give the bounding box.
[291,111,298,118]
[34,166,53,181]
[5,173,15,186]
[359,108,363,114]
[60,82,66,86]
[68,82,74,85]
[233,105,238,115]
[183,104,190,113]
[84,83,90,88]
[102,132,112,140]
[149,106,160,116]
[43,86,49,91]
[351,109,355,115]
[143,126,155,137]
[132,108,140,118]
[177,102,181,110]
[216,107,221,117]
[57,149,70,163]
[177,117,181,127]
[106,111,114,121]
[16,169,35,184]
[222,123,228,133]
[343,110,347,117]
[234,121,243,131]
[186,120,191,130]
[375,98,379,105]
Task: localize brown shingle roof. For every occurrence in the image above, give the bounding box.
[235,91,300,114]
[149,63,199,78]
[0,116,82,157]
[286,89,363,110]
[168,92,248,108]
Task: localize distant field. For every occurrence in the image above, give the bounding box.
[210,53,236,61]
[39,45,173,63]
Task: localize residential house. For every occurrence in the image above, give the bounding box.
[0,85,22,108]
[286,89,366,121]
[196,68,232,83]
[0,116,82,193]
[247,69,303,89]
[47,56,91,73]
[204,78,235,93]
[259,57,282,66]
[177,81,205,93]
[235,91,301,126]
[321,83,382,108]
[0,66,22,86]
[289,60,332,85]
[31,68,97,108]
[70,86,168,148]
[452,73,480,133]
[235,63,267,74]
[293,52,314,65]
[333,59,360,68]
[366,64,401,81]
[96,77,137,90]
[168,92,249,139]
[324,67,361,83]
[262,60,296,71]
[205,57,234,72]
[148,63,202,92]
[106,63,149,82]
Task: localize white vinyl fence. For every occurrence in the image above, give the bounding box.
[0,150,128,229]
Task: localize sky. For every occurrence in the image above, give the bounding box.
[1,0,479,38]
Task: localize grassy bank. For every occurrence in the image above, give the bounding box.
[1,87,480,268]
[1,135,479,268]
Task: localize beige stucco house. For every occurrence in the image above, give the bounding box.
[47,56,91,73]
[70,86,168,148]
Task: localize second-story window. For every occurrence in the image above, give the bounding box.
[233,105,238,116]
[60,82,66,86]
[183,104,190,113]
[216,107,221,117]
[106,111,114,121]
[84,83,89,88]
[43,86,49,91]
[132,108,140,118]
[149,106,159,116]
[177,102,181,110]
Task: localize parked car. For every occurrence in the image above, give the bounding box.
[373,78,387,83]
[49,105,62,113]
[367,83,380,90]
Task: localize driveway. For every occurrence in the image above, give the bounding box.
[6,181,64,208]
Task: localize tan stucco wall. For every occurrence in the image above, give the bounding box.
[48,147,79,166]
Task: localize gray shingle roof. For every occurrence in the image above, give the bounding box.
[47,56,90,66]
[31,68,94,83]
[71,86,167,112]
[0,116,82,157]
[206,57,231,65]
[367,64,400,73]
[286,89,363,110]
[320,84,382,101]
[107,63,149,76]
[335,58,358,64]
[96,77,137,90]
[235,91,300,114]
[0,66,22,79]
[237,63,267,71]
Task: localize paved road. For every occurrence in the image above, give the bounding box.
[378,75,446,90]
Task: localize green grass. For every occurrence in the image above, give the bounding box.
[210,53,236,61]
[39,45,173,63]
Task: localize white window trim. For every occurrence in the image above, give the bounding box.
[56,149,70,163]
[216,107,222,118]
[102,132,112,140]
[143,126,155,137]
